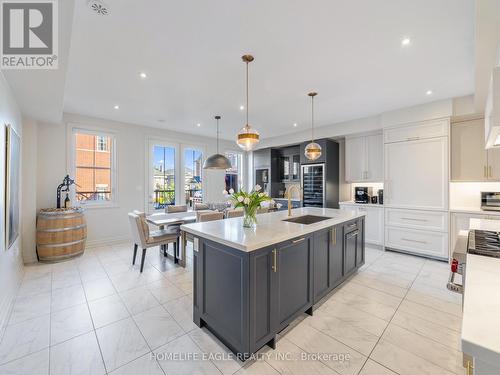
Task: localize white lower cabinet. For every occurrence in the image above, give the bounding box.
[340,203,384,245]
[385,226,448,260]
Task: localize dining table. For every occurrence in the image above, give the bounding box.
[146,211,198,267]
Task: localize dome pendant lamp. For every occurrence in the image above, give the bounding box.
[203,115,232,170]
[304,92,322,161]
[236,55,260,151]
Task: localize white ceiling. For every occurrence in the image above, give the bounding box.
[63,0,474,140]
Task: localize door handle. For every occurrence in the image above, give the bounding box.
[484,165,487,178]
[489,166,493,178]
[466,360,473,375]
[292,237,305,244]
[401,237,427,244]
[272,249,277,272]
[331,228,337,246]
[401,217,428,222]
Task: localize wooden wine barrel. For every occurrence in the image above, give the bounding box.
[36,208,87,262]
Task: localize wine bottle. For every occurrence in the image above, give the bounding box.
[64,193,71,208]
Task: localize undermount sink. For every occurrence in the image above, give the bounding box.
[282,215,332,225]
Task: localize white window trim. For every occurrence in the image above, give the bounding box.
[181,143,206,205]
[144,136,207,213]
[68,124,118,209]
[225,150,245,191]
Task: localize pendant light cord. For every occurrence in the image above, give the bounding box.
[246,61,249,132]
[216,117,220,153]
[311,94,315,142]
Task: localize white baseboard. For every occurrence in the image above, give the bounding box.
[86,235,131,248]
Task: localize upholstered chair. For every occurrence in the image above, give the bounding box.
[128,212,180,272]
[256,208,269,214]
[226,209,244,218]
[194,203,210,211]
[197,211,224,222]
[166,205,188,213]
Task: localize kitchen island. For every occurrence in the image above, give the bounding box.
[181,207,365,359]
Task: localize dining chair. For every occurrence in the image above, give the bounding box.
[257,208,269,214]
[198,211,224,222]
[194,203,210,211]
[166,205,188,213]
[128,212,180,272]
[196,209,215,222]
[226,209,244,218]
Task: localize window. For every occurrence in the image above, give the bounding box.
[152,145,176,209]
[225,152,243,192]
[96,136,109,151]
[73,131,115,204]
[184,148,203,208]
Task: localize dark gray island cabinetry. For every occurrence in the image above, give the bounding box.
[182,208,365,359]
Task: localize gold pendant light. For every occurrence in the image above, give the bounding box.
[304,92,322,161]
[236,54,260,151]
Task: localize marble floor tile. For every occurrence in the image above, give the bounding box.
[337,282,403,308]
[119,286,159,315]
[189,328,244,375]
[108,353,164,375]
[109,271,148,293]
[410,280,462,304]
[88,294,130,328]
[153,335,222,375]
[8,291,51,325]
[50,331,105,375]
[147,279,185,304]
[398,299,462,332]
[96,318,149,372]
[317,299,389,337]
[79,266,109,283]
[234,360,280,375]
[371,339,457,375]
[382,324,463,374]
[50,303,94,345]
[163,295,198,333]
[17,275,52,296]
[51,283,87,312]
[283,322,366,375]
[302,312,380,356]
[263,338,339,375]
[0,315,50,365]
[52,268,82,290]
[359,359,397,375]
[326,290,398,321]
[0,348,49,375]
[83,276,117,301]
[405,289,462,317]
[349,272,408,298]
[133,305,184,350]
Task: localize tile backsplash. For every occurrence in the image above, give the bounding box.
[450,182,500,209]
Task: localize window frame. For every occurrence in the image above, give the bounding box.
[224,150,244,191]
[69,126,118,208]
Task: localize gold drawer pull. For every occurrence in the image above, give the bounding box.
[272,249,277,272]
[401,217,428,222]
[292,237,305,244]
[401,237,427,244]
[466,360,473,375]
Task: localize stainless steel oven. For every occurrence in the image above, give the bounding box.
[301,163,325,207]
[481,191,500,211]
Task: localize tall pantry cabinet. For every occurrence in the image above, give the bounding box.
[383,119,449,260]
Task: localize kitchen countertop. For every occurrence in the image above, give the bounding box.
[461,218,500,368]
[339,201,384,207]
[273,197,301,201]
[450,207,500,216]
[181,207,365,252]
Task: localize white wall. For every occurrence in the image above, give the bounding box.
[0,72,24,332]
[450,182,500,209]
[30,113,240,254]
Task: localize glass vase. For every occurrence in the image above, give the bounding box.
[243,207,257,228]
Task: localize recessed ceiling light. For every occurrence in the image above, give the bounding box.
[401,37,411,46]
[239,105,245,110]
[426,90,433,95]
[196,123,201,127]
[158,119,165,123]
[293,123,298,127]
[139,72,147,79]
[114,105,120,110]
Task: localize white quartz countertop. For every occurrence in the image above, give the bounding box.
[339,201,384,207]
[462,254,500,366]
[180,207,365,252]
[450,207,500,216]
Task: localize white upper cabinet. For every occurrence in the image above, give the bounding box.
[383,119,448,143]
[384,136,448,210]
[451,117,500,181]
[345,133,383,182]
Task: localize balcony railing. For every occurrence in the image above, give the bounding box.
[76,191,111,201]
[153,189,202,209]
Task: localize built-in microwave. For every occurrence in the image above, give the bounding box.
[481,192,500,211]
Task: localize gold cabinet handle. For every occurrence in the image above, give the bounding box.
[331,227,337,246]
[466,360,473,375]
[484,165,487,178]
[489,166,493,178]
[272,249,277,272]
[292,237,305,244]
